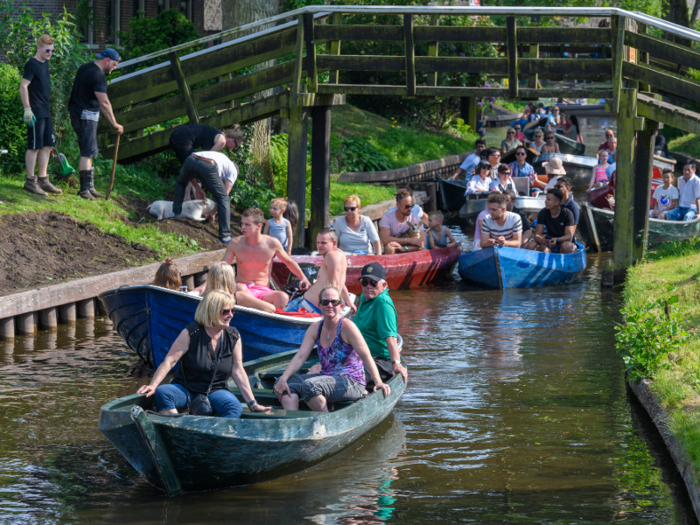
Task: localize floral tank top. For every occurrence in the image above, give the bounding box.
[316,319,366,385]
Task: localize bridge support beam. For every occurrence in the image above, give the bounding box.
[287,104,309,249]
[633,119,657,260]
[460,97,477,133]
[309,105,331,247]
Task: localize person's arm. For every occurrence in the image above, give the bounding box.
[211,134,226,152]
[95,92,123,134]
[426,229,434,249]
[503,230,522,247]
[380,224,417,248]
[480,224,496,248]
[224,179,234,195]
[19,79,30,109]
[533,223,547,245]
[554,143,560,153]
[451,168,465,179]
[342,321,391,397]
[189,178,206,201]
[285,221,293,255]
[588,169,597,191]
[386,336,407,382]
[365,218,382,255]
[273,323,318,397]
[274,242,311,290]
[263,220,270,235]
[230,337,271,412]
[137,329,190,396]
[342,285,357,315]
[419,225,426,249]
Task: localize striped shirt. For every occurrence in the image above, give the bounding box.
[481,212,523,241]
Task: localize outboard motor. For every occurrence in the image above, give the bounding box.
[283,263,320,300]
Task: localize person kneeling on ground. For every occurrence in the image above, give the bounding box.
[480,193,523,249]
[137,291,271,418]
[273,286,390,412]
[523,188,577,254]
[152,258,182,291]
[426,211,457,249]
[503,190,532,245]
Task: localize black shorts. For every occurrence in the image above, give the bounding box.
[364,357,395,390]
[70,116,99,158]
[27,117,55,150]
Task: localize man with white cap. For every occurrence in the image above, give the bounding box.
[68,48,123,200]
[543,156,566,190]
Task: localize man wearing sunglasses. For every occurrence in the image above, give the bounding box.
[450,139,485,179]
[380,189,426,254]
[19,34,62,196]
[353,263,407,387]
[169,125,244,166]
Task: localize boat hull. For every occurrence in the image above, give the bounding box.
[524,126,586,156]
[532,153,597,188]
[98,350,407,495]
[271,245,460,295]
[99,285,338,368]
[458,245,586,289]
[438,176,468,212]
[458,195,544,219]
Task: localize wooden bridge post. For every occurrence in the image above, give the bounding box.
[633,119,657,260]
[288,15,310,249]
[461,98,478,133]
[611,15,626,113]
[612,87,639,283]
[168,52,200,124]
[303,13,317,94]
[506,16,518,99]
[427,15,439,88]
[329,13,342,85]
[309,105,331,246]
[404,13,416,96]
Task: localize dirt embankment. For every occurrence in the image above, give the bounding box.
[0,202,241,296]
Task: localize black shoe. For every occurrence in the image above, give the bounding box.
[87,168,104,198]
[78,170,95,200]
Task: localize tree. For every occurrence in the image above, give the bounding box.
[221,0,280,188]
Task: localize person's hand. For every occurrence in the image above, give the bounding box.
[409,237,422,246]
[195,189,207,201]
[547,237,557,248]
[373,382,391,398]
[388,241,403,251]
[137,384,157,397]
[299,277,311,291]
[274,378,291,399]
[483,237,496,247]
[114,123,124,134]
[392,363,408,383]
[23,108,36,126]
[250,402,272,413]
[496,236,506,247]
[308,363,322,374]
[347,301,357,315]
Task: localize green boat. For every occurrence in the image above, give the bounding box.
[98,345,406,496]
[524,123,586,156]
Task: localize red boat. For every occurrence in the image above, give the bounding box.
[272,245,461,295]
[586,176,663,210]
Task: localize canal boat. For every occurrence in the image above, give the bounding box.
[438,176,470,212]
[458,194,545,219]
[653,154,676,172]
[548,103,612,116]
[532,152,598,188]
[523,124,586,156]
[458,244,587,289]
[271,245,459,295]
[579,203,700,252]
[99,285,354,368]
[98,347,407,496]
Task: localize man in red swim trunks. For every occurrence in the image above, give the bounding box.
[223,207,310,310]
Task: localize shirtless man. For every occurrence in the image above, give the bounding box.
[284,228,356,314]
[222,207,310,310]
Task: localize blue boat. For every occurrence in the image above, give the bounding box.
[99,285,354,368]
[458,245,587,289]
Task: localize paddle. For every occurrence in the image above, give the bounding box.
[105,133,120,200]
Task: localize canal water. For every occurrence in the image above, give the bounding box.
[1,230,698,524]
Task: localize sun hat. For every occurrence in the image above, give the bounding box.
[543,157,566,175]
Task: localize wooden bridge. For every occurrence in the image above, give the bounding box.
[101,6,700,283]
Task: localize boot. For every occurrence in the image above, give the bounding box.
[87,168,104,198]
[37,176,62,194]
[23,176,48,196]
[78,170,94,200]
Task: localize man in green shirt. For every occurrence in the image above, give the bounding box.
[353,262,408,388]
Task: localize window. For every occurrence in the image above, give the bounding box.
[132,0,145,18]
[105,0,121,46]
[79,0,97,48]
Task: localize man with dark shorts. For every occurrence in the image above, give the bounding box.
[169,125,244,165]
[68,48,123,200]
[353,263,408,390]
[523,188,577,254]
[19,34,61,196]
[554,176,580,234]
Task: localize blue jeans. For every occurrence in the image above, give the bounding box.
[154,383,243,418]
[284,295,322,313]
[664,207,697,221]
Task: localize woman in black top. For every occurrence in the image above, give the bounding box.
[137,291,270,417]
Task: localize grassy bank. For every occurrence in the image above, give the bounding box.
[620,242,700,470]
[669,133,700,158]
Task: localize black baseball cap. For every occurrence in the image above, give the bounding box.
[359,262,386,282]
[96,48,121,61]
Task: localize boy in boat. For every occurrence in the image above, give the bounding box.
[660,160,700,222]
[651,169,679,218]
[480,193,523,249]
[553,177,580,234]
[523,188,577,254]
[426,211,457,249]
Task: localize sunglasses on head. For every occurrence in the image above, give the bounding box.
[361,279,379,287]
[220,308,235,316]
[320,299,342,306]
[344,206,357,212]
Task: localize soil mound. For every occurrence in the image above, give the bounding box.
[0,211,160,295]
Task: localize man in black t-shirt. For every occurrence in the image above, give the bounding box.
[68,48,123,200]
[169,125,244,165]
[19,34,61,196]
[523,187,577,254]
[554,176,580,233]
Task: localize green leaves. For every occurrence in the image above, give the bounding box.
[341,136,393,173]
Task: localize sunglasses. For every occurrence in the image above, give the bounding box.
[514,127,521,130]
[507,132,514,135]
[500,171,511,175]
[45,49,54,53]
[516,152,526,156]
[344,206,357,212]
[320,299,342,306]
[361,279,379,287]
[402,204,412,210]
[546,136,555,140]
[490,154,501,158]
[220,308,235,316]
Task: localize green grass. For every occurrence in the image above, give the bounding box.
[669,132,700,158]
[326,176,396,216]
[622,250,700,474]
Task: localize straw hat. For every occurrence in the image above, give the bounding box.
[543,157,566,175]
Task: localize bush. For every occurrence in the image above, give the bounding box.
[341,136,393,172]
[0,63,26,174]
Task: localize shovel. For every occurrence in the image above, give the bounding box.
[105,134,120,200]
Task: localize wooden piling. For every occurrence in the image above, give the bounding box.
[184,275,195,291]
[633,119,657,260]
[194,272,208,288]
[426,183,438,213]
[59,303,77,324]
[77,298,95,319]
[0,317,14,339]
[39,307,58,331]
[461,97,478,133]
[309,105,332,245]
[16,312,36,335]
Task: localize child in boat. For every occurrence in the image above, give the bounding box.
[589,150,611,190]
[426,211,457,249]
[651,169,679,218]
[152,258,183,291]
[263,198,293,255]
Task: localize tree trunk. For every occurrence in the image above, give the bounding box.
[663,0,691,46]
[221,0,280,188]
[691,0,700,29]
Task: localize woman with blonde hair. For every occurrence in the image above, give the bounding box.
[152,258,182,291]
[194,261,277,314]
[334,195,381,255]
[137,291,271,417]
